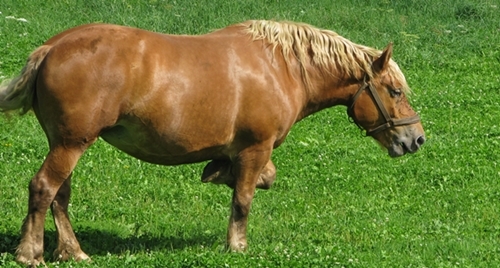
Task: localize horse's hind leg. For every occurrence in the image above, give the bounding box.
[15,145,86,266]
[51,174,90,262]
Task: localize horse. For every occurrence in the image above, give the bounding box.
[0,20,425,266]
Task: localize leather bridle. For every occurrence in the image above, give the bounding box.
[347,80,421,136]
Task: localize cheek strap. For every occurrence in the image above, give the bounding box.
[348,81,421,137]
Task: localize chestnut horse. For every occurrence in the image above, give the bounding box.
[0,20,425,266]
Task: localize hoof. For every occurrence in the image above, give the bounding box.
[228,241,248,252]
[15,255,45,267]
[16,244,45,267]
[53,247,90,263]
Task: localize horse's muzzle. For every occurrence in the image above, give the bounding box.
[389,134,426,157]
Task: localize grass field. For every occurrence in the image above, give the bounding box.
[1,0,499,267]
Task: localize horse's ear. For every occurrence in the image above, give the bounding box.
[372,43,393,75]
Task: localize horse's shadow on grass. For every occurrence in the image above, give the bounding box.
[0,228,222,257]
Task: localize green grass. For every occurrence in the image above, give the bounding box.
[1,0,500,267]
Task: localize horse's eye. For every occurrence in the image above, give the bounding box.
[390,89,402,98]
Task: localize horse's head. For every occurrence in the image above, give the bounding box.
[348,43,425,157]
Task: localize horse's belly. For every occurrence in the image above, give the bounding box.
[100,124,228,165]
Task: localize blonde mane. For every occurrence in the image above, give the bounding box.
[243,20,409,92]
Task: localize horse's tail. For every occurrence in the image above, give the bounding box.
[0,45,52,114]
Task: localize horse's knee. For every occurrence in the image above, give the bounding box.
[256,160,276,190]
[201,160,235,188]
[202,159,276,190]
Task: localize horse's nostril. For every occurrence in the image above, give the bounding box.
[416,135,426,147]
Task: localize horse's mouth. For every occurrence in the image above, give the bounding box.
[404,142,417,154]
[388,142,412,158]
[388,138,423,158]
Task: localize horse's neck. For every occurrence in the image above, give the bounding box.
[296,73,360,122]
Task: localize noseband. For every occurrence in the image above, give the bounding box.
[347,80,421,136]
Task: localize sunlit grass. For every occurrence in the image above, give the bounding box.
[1,0,499,267]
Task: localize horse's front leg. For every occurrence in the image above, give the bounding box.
[16,146,83,267]
[256,160,276,190]
[51,174,89,262]
[227,145,272,251]
[202,159,276,190]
